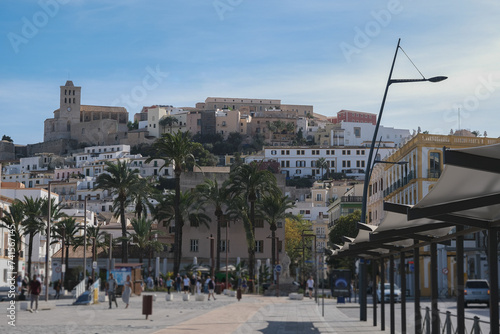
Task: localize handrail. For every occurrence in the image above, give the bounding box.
[73,279,86,300]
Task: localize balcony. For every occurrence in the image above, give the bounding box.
[384,171,416,197]
[427,169,441,179]
[340,196,363,203]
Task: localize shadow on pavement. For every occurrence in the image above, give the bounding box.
[258,321,322,333]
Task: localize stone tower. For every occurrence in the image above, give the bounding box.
[44,81,81,141]
[60,80,81,126]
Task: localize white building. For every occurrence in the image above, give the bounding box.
[315,121,410,147]
[247,146,394,180]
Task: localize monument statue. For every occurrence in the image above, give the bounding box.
[280,252,291,279]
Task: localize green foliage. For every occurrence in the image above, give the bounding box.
[1,134,13,142]
[286,177,314,188]
[127,120,139,131]
[328,210,360,271]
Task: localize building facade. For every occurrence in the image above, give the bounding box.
[44,81,129,146]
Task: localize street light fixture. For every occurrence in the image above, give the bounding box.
[359,38,447,322]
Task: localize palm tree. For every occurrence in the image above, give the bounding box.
[40,197,66,221]
[258,194,296,268]
[227,162,280,291]
[128,217,163,267]
[21,197,44,278]
[130,177,156,219]
[94,160,140,263]
[52,217,79,288]
[147,131,200,275]
[316,157,328,180]
[0,200,25,274]
[159,116,179,134]
[196,177,229,273]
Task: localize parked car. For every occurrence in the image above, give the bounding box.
[464,279,490,308]
[376,283,402,303]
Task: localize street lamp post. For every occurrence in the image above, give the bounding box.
[61,227,65,291]
[225,218,228,292]
[91,236,96,284]
[207,234,215,279]
[45,182,52,302]
[359,38,447,322]
[83,195,88,285]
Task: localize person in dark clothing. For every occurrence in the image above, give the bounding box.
[28,275,41,312]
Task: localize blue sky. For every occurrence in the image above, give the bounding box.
[1,0,500,144]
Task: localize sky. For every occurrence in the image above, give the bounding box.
[1,0,500,145]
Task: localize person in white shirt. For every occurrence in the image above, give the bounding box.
[183,275,190,294]
[196,279,202,294]
[306,276,314,299]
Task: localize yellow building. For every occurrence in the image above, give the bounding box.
[368,132,500,296]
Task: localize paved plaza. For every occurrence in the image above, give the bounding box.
[1,292,388,334]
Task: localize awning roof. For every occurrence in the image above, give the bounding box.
[333,142,500,259]
[408,142,500,226]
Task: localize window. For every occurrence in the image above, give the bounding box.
[354,127,361,138]
[255,240,264,253]
[254,219,264,228]
[429,152,441,178]
[101,206,106,212]
[277,221,283,228]
[316,194,322,201]
[219,240,230,253]
[271,150,277,155]
[190,239,199,252]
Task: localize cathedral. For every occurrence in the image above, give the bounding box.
[44,81,129,146]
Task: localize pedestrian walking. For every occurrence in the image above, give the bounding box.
[196,279,202,294]
[122,275,132,309]
[28,274,41,313]
[183,275,190,294]
[54,279,62,299]
[16,275,22,294]
[105,273,119,308]
[166,276,173,294]
[307,276,314,299]
[207,276,216,301]
[190,275,196,295]
[175,273,182,293]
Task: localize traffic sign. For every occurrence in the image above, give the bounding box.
[442,268,448,275]
[275,264,282,273]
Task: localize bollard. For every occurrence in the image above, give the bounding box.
[472,316,480,334]
[425,307,431,334]
[237,287,242,301]
[445,311,452,334]
[142,295,153,320]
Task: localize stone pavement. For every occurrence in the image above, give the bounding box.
[1,292,389,333]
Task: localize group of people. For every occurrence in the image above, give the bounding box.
[105,273,132,309]
[105,272,221,308]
